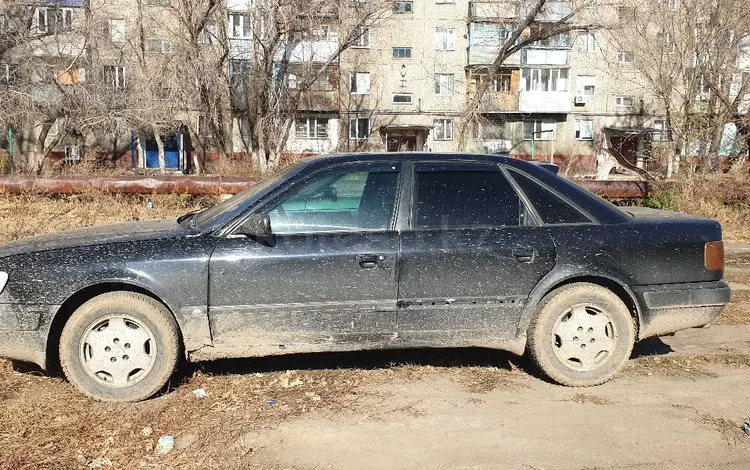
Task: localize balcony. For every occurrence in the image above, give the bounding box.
[522,47,570,66]
[469,46,521,66]
[478,139,513,154]
[473,91,519,113]
[470,1,571,22]
[518,90,571,113]
[295,89,339,111]
[276,40,339,64]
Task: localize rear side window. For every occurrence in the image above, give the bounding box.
[414,168,523,228]
[509,170,592,225]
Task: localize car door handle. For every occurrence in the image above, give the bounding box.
[513,249,535,263]
[357,254,382,269]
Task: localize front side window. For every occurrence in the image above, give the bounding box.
[392,47,412,59]
[104,65,125,89]
[109,19,126,43]
[578,31,596,52]
[509,170,592,225]
[393,1,413,13]
[413,167,523,229]
[267,166,400,234]
[576,75,596,96]
[353,27,370,48]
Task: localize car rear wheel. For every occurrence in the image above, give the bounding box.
[527,283,635,386]
[59,292,180,402]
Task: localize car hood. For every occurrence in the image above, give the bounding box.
[0,219,190,258]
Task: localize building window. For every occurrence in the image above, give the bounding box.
[392,47,412,59]
[615,95,634,107]
[392,93,413,104]
[475,121,507,140]
[104,65,125,89]
[295,117,329,139]
[393,1,413,13]
[230,59,251,76]
[492,73,511,92]
[229,12,251,38]
[350,72,371,94]
[435,27,456,50]
[0,64,9,84]
[353,27,370,48]
[652,119,668,141]
[659,0,679,11]
[434,119,453,140]
[576,75,596,97]
[58,68,85,84]
[575,119,594,140]
[349,118,370,140]
[537,32,569,48]
[523,120,556,140]
[434,73,454,95]
[310,25,337,42]
[657,32,676,54]
[199,22,218,44]
[522,68,569,92]
[147,38,171,54]
[617,51,634,64]
[108,19,126,43]
[471,23,509,47]
[153,87,171,100]
[578,31,596,52]
[37,7,73,34]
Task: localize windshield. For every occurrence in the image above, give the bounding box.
[192,162,303,231]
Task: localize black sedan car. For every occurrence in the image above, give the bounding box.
[0,153,730,401]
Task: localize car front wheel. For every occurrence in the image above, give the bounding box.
[59,291,181,402]
[527,283,635,386]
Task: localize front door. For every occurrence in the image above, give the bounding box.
[387,136,417,152]
[397,161,557,341]
[208,161,403,355]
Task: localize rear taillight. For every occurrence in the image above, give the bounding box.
[705,241,724,271]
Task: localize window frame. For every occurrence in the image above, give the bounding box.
[409,161,533,231]
[435,27,456,51]
[574,119,594,140]
[147,38,171,54]
[577,30,596,52]
[349,117,370,140]
[352,27,370,48]
[393,1,413,13]
[523,120,556,141]
[434,73,454,95]
[522,68,569,92]
[433,119,453,140]
[617,51,634,64]
[350,71,371,94]
[614,95,634,107]
[104,65,126,89]
[295,117,329,140]
[228,12,251,39]
[392,93,413,104]
[505,167,595,226]
[392,47,413,59]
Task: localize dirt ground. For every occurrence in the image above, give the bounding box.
[0,199,749,469]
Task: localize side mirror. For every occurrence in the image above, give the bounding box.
[237,213,272,238]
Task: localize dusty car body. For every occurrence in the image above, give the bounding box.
[0,153,730,401]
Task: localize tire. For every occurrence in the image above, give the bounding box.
[526,283,635,387]
[59,291,181,402]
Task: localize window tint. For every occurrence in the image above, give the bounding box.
[414,169,522,229]
[267,168,399,234]
[510,170,591,224]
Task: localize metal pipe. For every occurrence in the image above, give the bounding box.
[0,175,684,199]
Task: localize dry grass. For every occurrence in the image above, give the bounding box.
[0,193,216,245]
[0,359,381,469]
[625,353,750,380]
[645,176,750,241]
[695,413,750,447]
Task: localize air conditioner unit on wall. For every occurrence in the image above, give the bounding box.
[575,95,585,104]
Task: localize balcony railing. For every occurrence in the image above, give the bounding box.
[472,91,520,113]
[518,90,571,113]
[469,46,521,66]
[522,47,570,66]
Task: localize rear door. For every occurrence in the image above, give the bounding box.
[397,161,557,340]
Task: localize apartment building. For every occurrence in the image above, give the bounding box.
[3,0,748,173]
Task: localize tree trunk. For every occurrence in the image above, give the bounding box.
[152,127,166,174]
